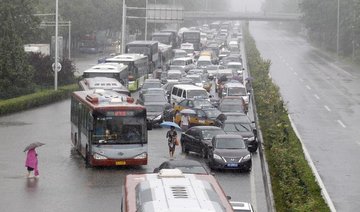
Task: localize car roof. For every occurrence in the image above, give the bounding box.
[173,57,193,61]
[224,82,245,87]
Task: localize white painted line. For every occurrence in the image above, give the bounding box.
[250,159,257,212]
[299,78,304,82]
[289,67,294,71]
[306,85,312,90]
[288,115,337,212]
[337,120,346,128]
[294,72,298,76]
[314,94,320,100]
[356,141,360,146]
[324,105,331,112]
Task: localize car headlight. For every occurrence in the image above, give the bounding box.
[213,153,224,161]
[154,115,162,120]
[243,154,251,161]
[134,152,147,159]
[93,153,107,160]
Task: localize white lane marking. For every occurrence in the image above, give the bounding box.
[299,78,304,82]
[288,115,337,212]
[306,85,311,90]
[324,105,331,112]
[250,160,257,212]
[289,67,294,71]
[337,120,346,128]
[294,72,298,76]
[314,94,320,100]
[356,141,360,146]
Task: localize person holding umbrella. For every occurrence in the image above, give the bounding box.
[166,126,178,159]
[24,142,44,178]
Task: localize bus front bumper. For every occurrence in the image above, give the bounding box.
[90,154,148,166]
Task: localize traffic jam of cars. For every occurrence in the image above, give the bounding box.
[78,21,255,211]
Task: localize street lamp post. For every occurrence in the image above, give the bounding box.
[55,0,59,90]
[145,0,148,40]
[121,0,126,54]
[336,0,340,57]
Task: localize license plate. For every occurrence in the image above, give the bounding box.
[115,161,126,165]
[227,163,238,167]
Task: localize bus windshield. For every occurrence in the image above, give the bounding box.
[127,46,150,55]
[93,115,146,145]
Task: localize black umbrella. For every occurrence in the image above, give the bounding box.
[23,142,45,152]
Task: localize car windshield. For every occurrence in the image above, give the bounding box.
[172,60,186,66]
[220,104,243,113]
[197,61,212,66]
[142,82,161,89]
[167,73,181,79]
[193,100,212,107]
[187,75,202,83]
[144,94,167,102]
[201,129,225,139]
[215,138,246,149]
[228,87,247,96]
[204,109,221,119]
[146,105,164,112]
[174,52,187,58]
[187,90,208,99]
[223,123,251,132]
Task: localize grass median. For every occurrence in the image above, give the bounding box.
[243,26,330,211]
[0,84,78,116]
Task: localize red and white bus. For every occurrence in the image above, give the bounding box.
[70,89,150,167]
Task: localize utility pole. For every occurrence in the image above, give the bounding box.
[121,0,126,54]
[145,0,148,40]
[55,0,59,91]
[336,0,340,57]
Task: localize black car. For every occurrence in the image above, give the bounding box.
[153,159,209,174]
[208,134,252,171]
[222,120,258,153]
[145,102,173,127]
[181,126,225,158]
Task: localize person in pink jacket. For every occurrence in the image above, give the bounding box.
[25,149,39,178]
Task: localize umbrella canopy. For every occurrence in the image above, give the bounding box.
[180,109,196,115]
[23,142,45,152]
[160,121,181,131]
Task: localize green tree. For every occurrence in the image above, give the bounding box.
[0,0,40,99]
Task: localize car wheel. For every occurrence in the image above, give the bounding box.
[181,142,189,154]
[201,148,208,159]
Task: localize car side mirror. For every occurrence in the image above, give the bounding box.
[253,128,257,136]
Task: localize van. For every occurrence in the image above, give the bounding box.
[221,82,249,106]
[122,169,233,212]
[171,84,209,104]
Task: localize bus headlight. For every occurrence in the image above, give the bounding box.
[134,152,147,159]
[93,153,107,160]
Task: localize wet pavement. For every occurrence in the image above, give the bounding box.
[250,22,360,211]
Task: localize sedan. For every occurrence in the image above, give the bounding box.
[153,159,209,175]
[208,134,252,171]
[145,102,173,127]
[218,96,247,114]
[222,120,258,153]
[181,126,226,158]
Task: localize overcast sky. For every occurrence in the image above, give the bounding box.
[230,0,264,12]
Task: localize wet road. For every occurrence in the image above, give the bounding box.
[250,22,360,211]
[0,52,267,211]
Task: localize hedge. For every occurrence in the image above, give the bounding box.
[243,26,330,211]
[0,84,78,116]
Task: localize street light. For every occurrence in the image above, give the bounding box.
[336,0,340,57]
[55,0,59,90]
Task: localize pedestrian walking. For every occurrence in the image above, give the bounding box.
[180,114,190,131]
[166,126,178,158]
[25,149,39,178]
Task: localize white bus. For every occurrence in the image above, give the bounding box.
[105,54,149,92]
[121,169,234,212]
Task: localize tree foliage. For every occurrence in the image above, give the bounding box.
[0,0,40,99]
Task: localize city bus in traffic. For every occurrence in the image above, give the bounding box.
[121,169,234,212]
[82,63,129,87]
[70,89,150,167]
[105,54,149,92]
[182,30,201,51]
[125,40,159,72]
